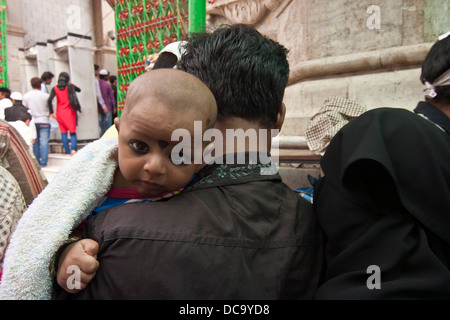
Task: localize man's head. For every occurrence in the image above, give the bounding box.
[115,69,217,197]
[94,64,100,77]
[421,35,450,105]
[31,77,43,90]
[99,69,109,80]
[178,24,290,129]
[0,87,11,100]
[41,72,54,85]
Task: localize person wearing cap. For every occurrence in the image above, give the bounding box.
[313,35,450,299]
[5,92,37,145]
[98,69,116,136]
[5,103,34,148]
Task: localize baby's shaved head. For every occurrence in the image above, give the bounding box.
[121,69,217,128]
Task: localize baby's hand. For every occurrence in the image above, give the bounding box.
[56,239,100,294]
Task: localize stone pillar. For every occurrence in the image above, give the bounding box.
[67,34,100,140]
[49,33,99,141]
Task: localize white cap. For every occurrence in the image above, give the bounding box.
[158,41,187,61]
[10,92,23,101]
[99,69,109,76]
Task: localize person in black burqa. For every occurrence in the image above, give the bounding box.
[313,35,450,299]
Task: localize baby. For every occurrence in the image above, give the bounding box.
[57,68,218,293]
[0,68,217,299]
[99,67,217,204]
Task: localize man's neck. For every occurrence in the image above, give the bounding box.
[213,117,274,155]
[430,100,450,120]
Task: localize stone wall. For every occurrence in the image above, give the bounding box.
[206,0,449,189]
[207,0,449,138]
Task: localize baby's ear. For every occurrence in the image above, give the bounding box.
[114,117,120,133]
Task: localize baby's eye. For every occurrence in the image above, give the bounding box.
[129,140,149,154]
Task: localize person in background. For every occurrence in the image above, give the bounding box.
[23,77,53,167]
[94,65,107,138]
[40,72,54,94]
[109,75,118,121]
[98,69,116,136]
[313,35,450,299]
[5,102,34,148]
[5,92,37,145]
[0,87,12,120]
[47,72,81,156]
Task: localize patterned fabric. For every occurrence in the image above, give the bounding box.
[0,166,26,269]
[0,120,47,205]
[306,96,367,155]
[184,162,273,192]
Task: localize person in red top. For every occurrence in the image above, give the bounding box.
[47,72,81,155]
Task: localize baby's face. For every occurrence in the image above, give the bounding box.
[117,96,203,197]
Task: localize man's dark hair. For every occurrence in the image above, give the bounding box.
[41,71,54,81]
[153,52,178,70]
[421,35,450,103]
[0,87,11,98]
[30,77,43,89]
[5,106,31,122]
[178,24,290,128]
[94,64,100,71]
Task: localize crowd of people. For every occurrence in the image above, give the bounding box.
[0,23,448,300]
[0,66,118,164]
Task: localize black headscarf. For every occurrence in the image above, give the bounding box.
[56,72,70,90]
[314,106,450,299]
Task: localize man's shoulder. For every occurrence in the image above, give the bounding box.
[24,90,49,98]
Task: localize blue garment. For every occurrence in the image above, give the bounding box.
[98,111,112,137]
[294,174,320,203]
[33,123,50,166]
[61,132,77,154]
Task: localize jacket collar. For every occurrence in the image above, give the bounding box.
[184,152,281,192]
[414,101,450,135]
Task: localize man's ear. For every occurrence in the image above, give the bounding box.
[274,102,286,131]
[114,117,120,133]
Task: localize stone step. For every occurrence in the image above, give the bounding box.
[41,165,61,183]
[41,153,74,183]
[46,153,73,167]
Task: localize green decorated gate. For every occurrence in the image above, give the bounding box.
[115,0,189,117]
[0,0,8,87]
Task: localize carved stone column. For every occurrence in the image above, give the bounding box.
[207,0,286,25]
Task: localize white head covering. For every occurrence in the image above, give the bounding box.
[306,97,367,155]
[158,41,187,62]
[424,68,450,99]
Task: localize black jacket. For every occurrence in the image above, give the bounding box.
[61,155,325,300]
